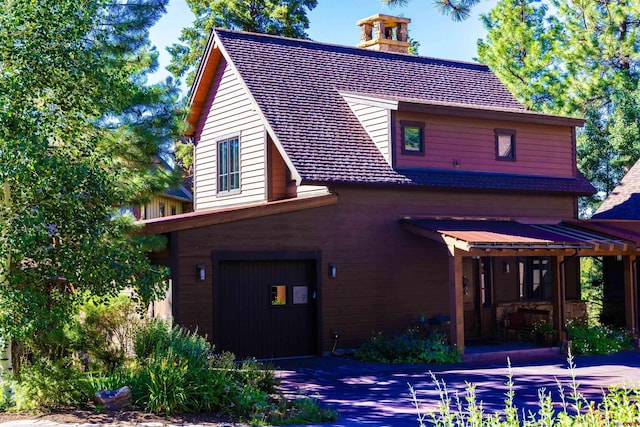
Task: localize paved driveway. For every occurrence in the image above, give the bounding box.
[275,351,640,427]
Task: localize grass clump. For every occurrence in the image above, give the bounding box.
[410,351,640,427]
[355,328,461,364]
[1,297,338,425]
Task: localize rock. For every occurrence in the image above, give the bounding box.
[94,386,132,410]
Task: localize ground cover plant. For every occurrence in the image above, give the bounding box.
[355,328,461,364]
[565,320,634,355]
[0,299,338,425]
[410,352,640,426]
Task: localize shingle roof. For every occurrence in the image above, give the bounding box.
[213,29,593,194]
[593,160,640,219]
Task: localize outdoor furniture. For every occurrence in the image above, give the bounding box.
[503,308,550,340]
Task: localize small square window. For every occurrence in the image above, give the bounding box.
[495,129,516,161]
[271,285,287,306]
[401,121,425,155]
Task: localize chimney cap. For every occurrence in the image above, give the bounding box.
[356,14,411,26]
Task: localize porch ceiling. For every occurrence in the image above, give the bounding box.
[400,218,637,255]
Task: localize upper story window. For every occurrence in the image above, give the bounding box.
[400,121,425,155]
[495,129,516,161]
[217,136,240,193]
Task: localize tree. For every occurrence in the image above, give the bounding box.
[477,0,640,215]
[169,0,318,85]
[382,0,482,22]
[0,0,181,358]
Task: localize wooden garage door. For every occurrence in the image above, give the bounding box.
[214,255,318,359]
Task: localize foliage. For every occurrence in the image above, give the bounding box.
[531,320,556,339]
[0,0,180,361]
[565,320,633,355]
[69,295,140,371]
[12,358,93,411]
[477,0,640,215]
[411,352,640,426]
[580,257,604,326]
[168,0,318,85]
[355,329,461,364]
[265,396,340,425]
[382,0,481,21]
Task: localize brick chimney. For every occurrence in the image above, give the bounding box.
[357,14,411,54]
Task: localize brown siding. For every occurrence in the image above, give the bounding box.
[172,187,576,353]
[394,112,576,178]
[267,139,290,201]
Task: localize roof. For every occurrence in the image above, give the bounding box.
[401,218,637,254]
[142,193,338,234]
[190,29,592,194]
[593,160,640,219]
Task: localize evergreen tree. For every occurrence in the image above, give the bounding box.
[0,0,181,355]
[169,0,318,85]
[477,0,640,215]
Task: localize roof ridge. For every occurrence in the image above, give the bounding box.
[213,27,489,69]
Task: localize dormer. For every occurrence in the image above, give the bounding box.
[357,14,411,54]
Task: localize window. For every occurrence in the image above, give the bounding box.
[401,121,425,155]
[217,136,240,193]
[271,285,287,306]
[518,257,552,300]
[171,206,177,216]
[159,203,165,217]
[495,129,515,161]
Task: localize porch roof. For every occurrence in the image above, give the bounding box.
[400,218,638,254]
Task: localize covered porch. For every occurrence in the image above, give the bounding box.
[401,218,640,354]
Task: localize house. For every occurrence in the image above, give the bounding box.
[143,15,640,359]
[590,160,640,326]
[134,178,193,220]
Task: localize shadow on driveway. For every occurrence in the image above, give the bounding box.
[274,351,640,427]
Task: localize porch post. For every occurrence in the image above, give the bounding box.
[551,255,565,342]
[448,248,464,353]
[623,255,637,332]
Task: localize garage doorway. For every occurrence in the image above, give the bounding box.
[213,251,320,359]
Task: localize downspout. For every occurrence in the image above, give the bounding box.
[560,250,580,341]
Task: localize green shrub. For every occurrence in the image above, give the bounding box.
[566,320,633,355]
[70,294,139,370]
[13,358,93,411]
[266,397,340,425]
[355,329,461,364]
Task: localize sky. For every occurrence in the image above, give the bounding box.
[148,0,498,91]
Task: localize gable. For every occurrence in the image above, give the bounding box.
[593,160,640,219]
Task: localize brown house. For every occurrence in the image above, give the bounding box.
[144,15,640,359]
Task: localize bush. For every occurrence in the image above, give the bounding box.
[70,294,139,370]
[566,320,633,355]
[12,358,93,411]
[355,329,461,364]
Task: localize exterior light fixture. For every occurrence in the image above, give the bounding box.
[503,261,510,274]
[197,265,206,281]
[616,255,623,262]
[329,264,337,278]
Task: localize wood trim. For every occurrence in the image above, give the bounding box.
[142,193,338,234]
[170,232,180,322]
[398,101,585,127]
[624,255,637,332]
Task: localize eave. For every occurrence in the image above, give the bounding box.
[141,194,338,235]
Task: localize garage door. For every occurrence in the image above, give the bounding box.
[213,254,319,359]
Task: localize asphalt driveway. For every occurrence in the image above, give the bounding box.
[275,350,640,427]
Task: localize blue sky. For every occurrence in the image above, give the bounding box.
[148,0,498,90]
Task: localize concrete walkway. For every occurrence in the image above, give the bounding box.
[275,350,640,426]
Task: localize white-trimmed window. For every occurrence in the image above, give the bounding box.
[217,136,240,193]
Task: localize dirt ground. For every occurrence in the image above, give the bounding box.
[0,408,249,426]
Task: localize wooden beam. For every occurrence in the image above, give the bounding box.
[551,255,564,343]
[623,255,637,332]
[448,250,465,353]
